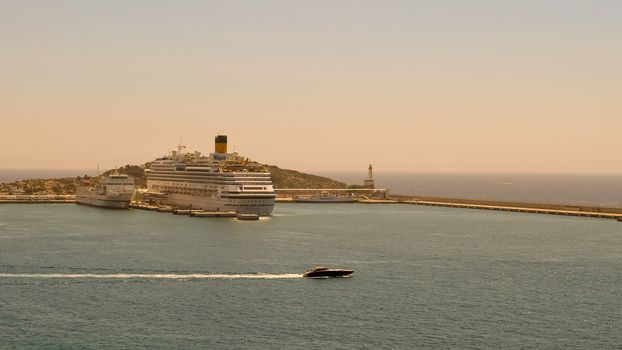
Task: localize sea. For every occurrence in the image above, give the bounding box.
[1,203,621,348]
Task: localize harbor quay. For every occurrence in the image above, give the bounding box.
[274,188,389,201]
[0,194,75,203]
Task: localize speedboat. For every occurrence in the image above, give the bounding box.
[303,266,354,278]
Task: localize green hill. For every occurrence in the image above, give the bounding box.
[102,164,148,188]
[106,164,346,189]
[265,165,346,189]
[0,163,348,195]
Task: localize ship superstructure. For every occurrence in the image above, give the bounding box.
[75,174,135,209]
[145,135,275,216]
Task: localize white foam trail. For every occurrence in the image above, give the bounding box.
[0,273,303,280]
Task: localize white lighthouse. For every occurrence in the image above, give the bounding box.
[363,164,375,189]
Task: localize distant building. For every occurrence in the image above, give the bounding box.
[363,164,375,189]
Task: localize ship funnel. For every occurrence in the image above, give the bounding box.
[215,135,227,154]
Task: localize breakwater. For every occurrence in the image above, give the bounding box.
[276,191,622,220]
[394,195,622,220]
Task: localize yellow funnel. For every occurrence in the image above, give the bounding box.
[215,135,227,154]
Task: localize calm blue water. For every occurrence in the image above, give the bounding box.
[1,203,621,348]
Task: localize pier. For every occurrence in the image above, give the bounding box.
[128,202,259,220]
[274,190,622,220]
[400,197,622,220]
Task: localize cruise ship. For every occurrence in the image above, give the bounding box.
[75,174,135,209]
[145,135,275,216]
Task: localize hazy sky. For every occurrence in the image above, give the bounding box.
[1,0,620,173]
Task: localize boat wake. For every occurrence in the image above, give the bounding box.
[0,273,303,280]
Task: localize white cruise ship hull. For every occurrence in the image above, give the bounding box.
[167,193,274,216]
[75,194,132,209]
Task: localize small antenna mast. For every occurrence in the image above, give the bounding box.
[177,137,186,154]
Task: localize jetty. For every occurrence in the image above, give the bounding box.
[129,203,260,220]
[274,190,622,220]
[396,195,622,220]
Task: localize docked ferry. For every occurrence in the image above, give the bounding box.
[75,174,135,209]
[145,135,275,216]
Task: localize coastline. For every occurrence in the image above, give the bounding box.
[3,194,621,220]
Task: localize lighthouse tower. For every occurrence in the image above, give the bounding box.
[363,164,375,189]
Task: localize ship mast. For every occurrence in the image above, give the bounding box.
[175,137,187,161]
[177,137,186,154]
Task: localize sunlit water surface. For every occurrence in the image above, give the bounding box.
[1,204,621,348]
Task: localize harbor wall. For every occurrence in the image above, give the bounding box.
[390,194,622,215]
[275,189,622,219]
[0,195,75,203]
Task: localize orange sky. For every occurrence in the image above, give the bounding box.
[1,1,620,173]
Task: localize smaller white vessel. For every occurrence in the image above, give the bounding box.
[75,174,135,209]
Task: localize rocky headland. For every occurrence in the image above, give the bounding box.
[0,164,347,195]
